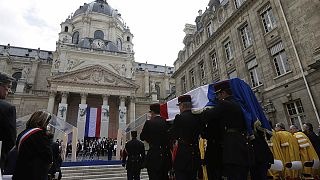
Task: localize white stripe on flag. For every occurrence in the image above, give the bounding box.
[88,108,97,137]
[167,84,209,119]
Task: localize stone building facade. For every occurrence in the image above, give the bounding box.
[173,0,320,129]
[0,0,174,139]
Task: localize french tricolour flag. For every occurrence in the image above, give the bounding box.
[85,107,102,138]
[160,78,272,136]
[160,84,210,120]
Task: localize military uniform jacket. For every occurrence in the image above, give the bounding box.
[203,96,249,167]
[171,110,203,172]
[140,115,171,171]
[123,138,145,171]
[0,100,16,168]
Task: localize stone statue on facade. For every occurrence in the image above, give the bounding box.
[21,66,30,79]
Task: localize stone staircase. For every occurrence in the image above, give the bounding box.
[61,165,149,180]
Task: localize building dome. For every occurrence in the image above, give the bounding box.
[74,0,114,17]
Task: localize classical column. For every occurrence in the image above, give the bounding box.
[58,91,68,121]
[118,96,127,130]
[100,94,110,138]
[164,75,170,96]
[116,96,127,160]
[129,96,136,123]
[144,69,150,96]
[47,91,56,113]
[77,93,87,140]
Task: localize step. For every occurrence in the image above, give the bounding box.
[61,165,149,180]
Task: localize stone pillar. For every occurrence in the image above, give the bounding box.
[116,96,127,160]
[71,127,78,161]
[58,92,68,121]
[15,79,26,93]
[129,96,136,123]
[164,75,170,96]
[118,96,127,130]
[77,93,87,140]
[101,95,110,138]
[29,59,39,85]
[144,69,150,96]
[47,91,56,113]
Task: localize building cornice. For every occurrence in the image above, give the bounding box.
[172,0,255,78]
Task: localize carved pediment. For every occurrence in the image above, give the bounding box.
[48,65,138,89]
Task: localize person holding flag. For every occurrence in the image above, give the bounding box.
[140,103,171,180]
[170,95,204,180]
[202,80,250,180]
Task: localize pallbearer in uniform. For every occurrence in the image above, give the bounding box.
[202,81,249,180]
[140,103,171,180]
[170,95,204,180]
[122,131,145,180]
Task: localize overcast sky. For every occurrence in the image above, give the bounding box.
[0,0,209,66]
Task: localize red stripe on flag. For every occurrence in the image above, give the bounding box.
[96,107,102,137]
[160,103,168,120]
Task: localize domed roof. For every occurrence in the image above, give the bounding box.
[74,0,114,17]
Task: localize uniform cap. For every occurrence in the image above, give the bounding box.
[0,72,15,85]
[213,80,230,94]
[149,103,160,114]
[176,95,191,106]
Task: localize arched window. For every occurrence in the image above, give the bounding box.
[94,30,104,39]
[64,26,68,32]
[11,72,22,93]
[72,31,79,44]
[127,36,130,42]
[116,38,122,51]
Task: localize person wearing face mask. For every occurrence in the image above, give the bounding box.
[12,110,53,180]
[0,72,16,171]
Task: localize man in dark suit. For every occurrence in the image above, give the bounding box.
[48,134,62,180]
[0,72,16,170]
[140,103,171,180]
[202,81,249,180]
[171,95,204,180]
[122,131,145,180]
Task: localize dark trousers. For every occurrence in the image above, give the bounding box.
[222,164,248,180]
[127,169,141,180]
[250,163,268,180]
[147,169,169,180]
[175,170,197,180]
[207,163,222,180]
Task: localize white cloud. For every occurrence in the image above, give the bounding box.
[0,0,208,66]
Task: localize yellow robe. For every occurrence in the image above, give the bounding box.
[268,130,285,179]
[276,130,301,178]
[293,132,319,176]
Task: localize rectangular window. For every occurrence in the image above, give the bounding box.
[224,40,233,61]
[240,24,252,48]
[199,61,206,79]
[181,76,186,93]
[207,22,213,38]
[189,69,195,87]
[228,70,237,78]
[270,42,290,76]
[235,0,245,9]
[286,100,306,128]
[260,4,277,33]
[211,51,218,70]
[247,58,262,87]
